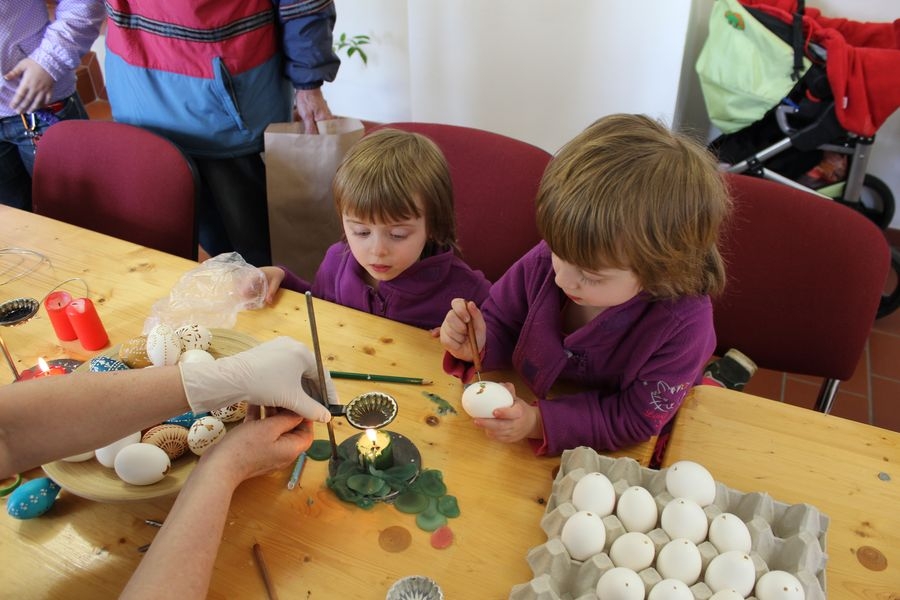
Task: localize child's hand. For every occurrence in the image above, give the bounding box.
[473,389,543,444]
[439,298,485,362]
[259,267,286,305]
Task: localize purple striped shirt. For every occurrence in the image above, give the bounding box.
[1,0,104,117]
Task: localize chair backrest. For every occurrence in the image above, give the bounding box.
[32,120,199,260]
[715,173,889,382]
[377,122,552,282]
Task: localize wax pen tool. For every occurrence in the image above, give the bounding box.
[466,304,483,382]
[305,292,337,460]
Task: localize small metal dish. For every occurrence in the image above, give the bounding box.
[385,575,443,600]
[0,298,39,327]
[330,391,398,429]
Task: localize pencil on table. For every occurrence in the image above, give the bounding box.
[252,541,279,600]
[329,371,432,385]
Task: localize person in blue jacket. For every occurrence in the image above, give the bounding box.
[104,0,340,266]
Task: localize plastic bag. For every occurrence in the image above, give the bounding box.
[143,252,267,333]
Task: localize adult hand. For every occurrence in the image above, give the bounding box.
[472,387,543,443]
[4,58,54,113]
[179,337,336,420]
[439,299,484,362]
[294,88,333,134]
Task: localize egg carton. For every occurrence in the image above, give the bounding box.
[509,447,828,600]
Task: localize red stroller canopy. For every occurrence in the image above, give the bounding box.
[743,0,900,136]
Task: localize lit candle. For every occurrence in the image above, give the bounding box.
[64,298,109,351]
[18,357,67,381]
[44,291,77,341]
[356,428,393,470]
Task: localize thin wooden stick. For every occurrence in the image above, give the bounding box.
[466,312,483,380]
[252,542,279,600]
[305,292,337,459]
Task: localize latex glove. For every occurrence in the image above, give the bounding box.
[179,337,335,421]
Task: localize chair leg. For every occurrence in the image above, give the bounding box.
[813,378,840,413]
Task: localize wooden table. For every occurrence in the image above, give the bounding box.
[0,206,650,599]
[664,386,900,597]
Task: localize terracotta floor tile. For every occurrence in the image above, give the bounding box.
[873,301,900,334]
[869,330,900,379]
[871,375,900,432]
[828,390,870,424]
[743,367,783,401]
[85,100,112,121]
[782,377,820,411]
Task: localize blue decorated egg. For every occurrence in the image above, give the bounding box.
[7,477,61,519]
[165,411,208,428]
[89,355,130,373]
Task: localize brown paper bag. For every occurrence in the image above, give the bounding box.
[265,118,365,281]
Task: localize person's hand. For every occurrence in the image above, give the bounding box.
[4,58,54,113]
[259,266,285,305]
[294,88,333,134]
[198,411,314,487]
[473,388,543,444]
[439,299,484,362]
[179,337,336,420]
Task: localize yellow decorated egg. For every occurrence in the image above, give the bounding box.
[118,335,153,368]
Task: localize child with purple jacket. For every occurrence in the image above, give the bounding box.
[262,128,490,330]
[440,114,731,455]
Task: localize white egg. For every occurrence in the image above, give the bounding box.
[572,472,616,517]
[755,570,805,600]
[609,531,655,571]
[708,512,752,553]
[709,591,745,600]
[146,324,182,366]
[661,497,708,544]
[187,416,227,456]
[560,510,607,561]
[595,567,644,600]
[178,348,216,364]
[114,443,171,485]
[461,381,513,418]
[704,551,756,597]
[61,450,94,462]
[665,460,717,506]
[615,486,658,533]
[95,432,142,467]
[648,579,693,600]
[655,538,702,585]
[175,323,212,351]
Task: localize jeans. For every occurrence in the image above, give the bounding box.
[0,94,89,211]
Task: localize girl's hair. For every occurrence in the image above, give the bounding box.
[536,113,730,298]
[332,128,457,250]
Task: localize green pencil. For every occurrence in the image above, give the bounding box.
[329,371,432,385]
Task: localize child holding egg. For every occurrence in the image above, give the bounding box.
[440,114,730,455]
[261,128,491,330]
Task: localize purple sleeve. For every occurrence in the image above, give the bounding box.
[34,0,104,80]
[276,265,311,293]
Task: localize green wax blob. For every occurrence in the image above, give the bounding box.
[437,495,460,518]
[306,440,333,461]
[415,498,448,532]
[394,490,429,514]
[412,470,447,497]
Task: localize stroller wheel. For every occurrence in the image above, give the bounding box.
[877,246,900,319]
[838,174,895,230]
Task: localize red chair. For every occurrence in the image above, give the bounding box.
[714,173,890,413]
[377,122,551,282]
[32,120,199,260]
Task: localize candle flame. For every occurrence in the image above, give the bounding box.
[37,357,50,372]
[365,428,377,443]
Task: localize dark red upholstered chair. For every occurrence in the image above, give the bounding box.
[715,173,890,413]
[376,122,552,282]
[32,120,199,260]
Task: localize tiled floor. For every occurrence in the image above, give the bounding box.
[742,230,900,433]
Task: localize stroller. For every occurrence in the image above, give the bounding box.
[696,0,900,317]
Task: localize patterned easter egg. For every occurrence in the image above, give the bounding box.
[165,411,208,428]
[211,401,248,423]
[175,324,212,351]
[119,335,153,368]
[142,424,190,460]
[7,477,61,519]
[187,416,226,456]
[89,355,130,373]
[145,324,182,367]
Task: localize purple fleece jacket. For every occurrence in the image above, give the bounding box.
[444,241,716,455]
[280,242,491,330]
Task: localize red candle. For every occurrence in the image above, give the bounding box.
[17,357,67,381]
[44,291,77,341]
[65,298,109,351]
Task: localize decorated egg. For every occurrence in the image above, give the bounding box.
[656,538,702,585]
[708,512,752,553]
[660,497,708,544]
[146,324,181,367]
[755,570,805,600]
[7,477,61,519]
[89,355,129,373]
[461,381,514,418]
[61,450,94,462]
[119,335,153,368]
[615,486,658,533]
[609,531,655,571]
[211,401,248,423]
[560,510,606,561]
[665,460,717,507]
[95,432,141,467]
[572,471,616,517]
[114,443,171,485]
[595,567,644,600]
[704,551,756,597]
[175,324,212,351]
[142,424,190,460]
[188,416,226,456]
[165,410,208,428]
[648,579,693,600]
[178,349,215,364]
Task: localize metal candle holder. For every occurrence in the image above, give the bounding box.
[0,297,40,380]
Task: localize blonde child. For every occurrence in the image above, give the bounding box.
[262,128,490,330]
[440,114,730,455]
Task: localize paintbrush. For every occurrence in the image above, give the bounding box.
[466,309,483,382]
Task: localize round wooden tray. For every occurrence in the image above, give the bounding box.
[42,328,258,503]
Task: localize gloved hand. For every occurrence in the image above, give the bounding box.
[179,337,336,421]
